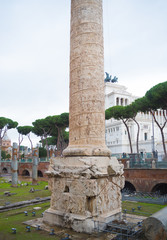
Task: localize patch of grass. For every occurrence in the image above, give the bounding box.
[0,203,60,240]
[1,178,167,239]
[0,178,50,205]
[122,201,167,216]
[0,201,167,240]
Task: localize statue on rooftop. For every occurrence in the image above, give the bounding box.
[104,72,112,82]
[104,72,118,83]
[111,76,118,83]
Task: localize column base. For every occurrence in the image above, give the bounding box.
[32,180,38,185]
[11,184,18,187]
[43,208,122,233]
[63,145,111,157]
[43,155,124,233]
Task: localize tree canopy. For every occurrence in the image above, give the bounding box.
[132,82,167,156]
[17,126,33,136]
[0,117,18,161]
[145,81,167,110]
[105,81,167,156]
[32,113,69,156]
[17,126,34,155]
[0,117,18,137]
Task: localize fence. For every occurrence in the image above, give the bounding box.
[129,161,152,169]
[0,158,50,163]
[19,158,49,163]
[128,160,167,169]
[122,189,167,205]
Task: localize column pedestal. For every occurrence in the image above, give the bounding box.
[43,156,124,233]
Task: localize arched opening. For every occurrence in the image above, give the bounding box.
[122,181,136,193]
[22,169,30,176]
[64,186,69,193]
[2,168,8,173]
[151,183,167,195]
[38,170,43,177]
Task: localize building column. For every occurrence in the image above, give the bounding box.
[32,148,38,185]
[11,142,18,187]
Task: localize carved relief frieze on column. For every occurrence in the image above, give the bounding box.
[63,0,111,157]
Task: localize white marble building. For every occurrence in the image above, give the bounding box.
[105,82,167,157]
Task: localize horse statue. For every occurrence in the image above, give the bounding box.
[111,76,118,83]
[104,72,118,83]
[104,72,112,82]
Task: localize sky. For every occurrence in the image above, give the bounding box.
[0,0,167,147]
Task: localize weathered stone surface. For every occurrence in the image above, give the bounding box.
[48,175,123,217]
[142,207,167,240]
[63,0,110,157]
[44,156,124,232]
[47,156,124,177]
[32,148,38,184]
[33,207,42,210]
[4,191,10,195]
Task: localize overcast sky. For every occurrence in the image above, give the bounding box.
[0,0,167,147]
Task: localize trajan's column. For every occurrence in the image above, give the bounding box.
[63,0,110,157]
[43,0,124,233]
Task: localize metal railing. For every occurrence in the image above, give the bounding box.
[127,160,167,169]
[156,161,167,168]
[0,158,50,163]
[122,189,167,205]
[129,161,152,169]
[94,213,144,240]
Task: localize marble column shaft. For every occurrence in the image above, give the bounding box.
[11,142,18,187]
[63,0,110,157]
[32,148,38,184]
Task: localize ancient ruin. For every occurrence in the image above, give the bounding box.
[32,148,38,185]
[11,142,18,187]
[43,0,124,233]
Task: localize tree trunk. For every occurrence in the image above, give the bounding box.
[18,134,23,160]
[151,110,167,156]
[27,134,33,158]
[160,128,167,156]
[0,129,7,175]
[122,119,133,153]
[45,137,49,160]
[41,136,44,147]
[132,118,140,154]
